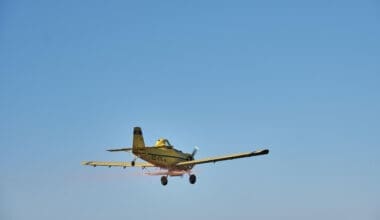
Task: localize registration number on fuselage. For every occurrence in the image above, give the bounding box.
[150,154,167,162]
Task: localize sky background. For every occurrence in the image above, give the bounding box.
[1,0,379,219]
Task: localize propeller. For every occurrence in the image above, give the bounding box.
[191,146,199,158]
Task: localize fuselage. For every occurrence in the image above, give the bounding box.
[133,146,193,170]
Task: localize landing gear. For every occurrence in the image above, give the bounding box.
[161,176,168,186]
[131,156,137,167]
[189,174,196,184]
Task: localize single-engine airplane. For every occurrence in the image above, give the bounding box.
[82,127,269,185]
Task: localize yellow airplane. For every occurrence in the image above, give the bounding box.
[82,127,269,185]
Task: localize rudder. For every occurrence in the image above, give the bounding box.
[133,127,145,151]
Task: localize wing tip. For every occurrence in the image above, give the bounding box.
[253,149,269,155]
[81,161,90,165]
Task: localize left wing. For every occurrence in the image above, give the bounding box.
[176,149,269,167]
[81,161,156,168]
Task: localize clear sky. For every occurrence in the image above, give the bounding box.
[1,0,379,219]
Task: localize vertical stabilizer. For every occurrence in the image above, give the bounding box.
[133,127,145,151]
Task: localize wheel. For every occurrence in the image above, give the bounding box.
[189,174,196,184]
[131,161,135,166]
[161,176,168,186]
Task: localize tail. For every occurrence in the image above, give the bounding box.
[133,127,145,152]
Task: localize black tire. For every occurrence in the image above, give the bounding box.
[131,161,135,167]
[161,176,168,186]
[189,174,196,184]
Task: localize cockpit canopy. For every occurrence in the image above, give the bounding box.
[155,138,173,148]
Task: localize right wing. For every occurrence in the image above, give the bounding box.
[176,149,269,167]
[81,161,156,168]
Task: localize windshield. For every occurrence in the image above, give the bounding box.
[164,139,172,146]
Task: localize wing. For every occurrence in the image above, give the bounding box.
[81,161,156,168]
[176,149,269,167]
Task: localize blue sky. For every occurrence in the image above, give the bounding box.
[1,0,379,219]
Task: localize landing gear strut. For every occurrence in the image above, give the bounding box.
[161,176,168,186]
[189,174,196,184]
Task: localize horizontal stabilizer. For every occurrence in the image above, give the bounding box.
[107,147,133,152]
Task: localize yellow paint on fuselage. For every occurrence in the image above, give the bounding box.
[134,143,192,169]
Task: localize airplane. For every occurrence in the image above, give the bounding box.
[82,127,269,186]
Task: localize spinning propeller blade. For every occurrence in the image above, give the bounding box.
[192,146,199,157]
